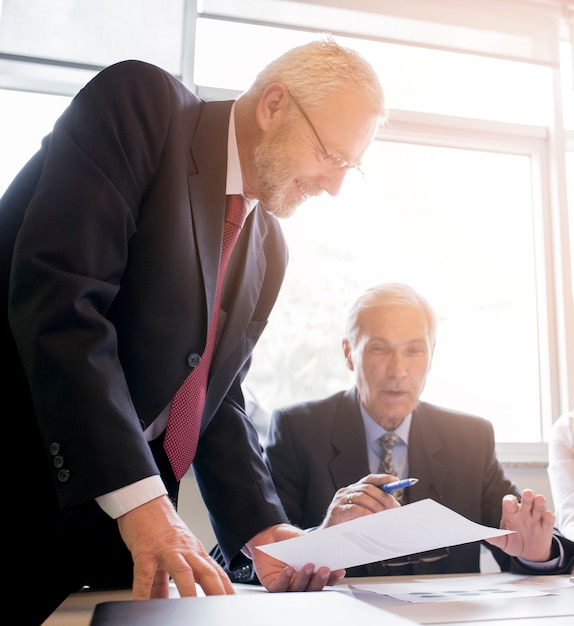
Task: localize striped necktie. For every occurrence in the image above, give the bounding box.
[378,432,404,503]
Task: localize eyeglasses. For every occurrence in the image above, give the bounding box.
[288,91,364,178]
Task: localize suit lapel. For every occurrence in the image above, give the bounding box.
[329,388,370,487]
[211,207,267,370]
[409,403,449,504]
[188,99,234,330]
[187,99,267,371]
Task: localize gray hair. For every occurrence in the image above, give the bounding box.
[345,283,438,348]
[246,35,386,120]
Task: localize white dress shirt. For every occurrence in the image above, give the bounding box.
[359,397,412,479]
[548,410,574,541]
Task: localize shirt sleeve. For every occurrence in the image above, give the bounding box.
[95,475,168,518]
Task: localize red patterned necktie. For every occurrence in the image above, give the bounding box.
[164,195,249,480]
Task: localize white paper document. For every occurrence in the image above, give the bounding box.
[349,573,561,603]
[257,499,513,571]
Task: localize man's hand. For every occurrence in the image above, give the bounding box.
[485,489,556,561]
[319,473,401,529]
[117,495,235,600]
[248,524,346,592]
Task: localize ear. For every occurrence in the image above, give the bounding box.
[255,82,289,132]
[342,339,354,371]
[427,342,435,372]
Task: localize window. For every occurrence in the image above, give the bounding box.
[0,0,185,73]
[1,0,573,457]
[192,7,574,451]
[0,90,71,194]
[246,138,545,444]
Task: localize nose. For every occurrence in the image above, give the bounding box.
[321,169,347,197]
[387,351,407,378]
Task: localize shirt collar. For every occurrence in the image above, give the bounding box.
[226,102,257,214]
[358,389,413,446]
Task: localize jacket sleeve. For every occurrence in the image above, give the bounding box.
[264,407,308,526]
[193,378,289,571]
[8,61,179,508]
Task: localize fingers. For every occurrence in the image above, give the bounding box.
[284,564,330,592]
[150,569,172,599]
[517,490,556,533]
[266,564,345,592]
[320,475,402,528]
[171,550,235,597]
[345,475,402,510]
[326,569,347,586]
[264,565,296,592]
[344,488,399,511]
[146,563,232,600]
[119,496,235,600]
[132,558,162,600]
[495,489,556,561]
[250,526,346,593]
[502,490,549,518]
[132,548,231,600]
[186,561,235,597]
[297,566,344,592]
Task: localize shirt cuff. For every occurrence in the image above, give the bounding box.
[95,475,168,519]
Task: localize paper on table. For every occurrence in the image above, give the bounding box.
[349,573,555,603]
[257,499,513,571]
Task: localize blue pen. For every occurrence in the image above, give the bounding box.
[380,477,418,494]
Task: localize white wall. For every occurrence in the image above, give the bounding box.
[179,471,217,549]
[506,465,553,508]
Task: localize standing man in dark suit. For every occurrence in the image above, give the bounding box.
[265,282,574,576]
[1,38,386,623]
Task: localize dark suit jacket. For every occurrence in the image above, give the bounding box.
[264,388,574,576]
[1,60,289,580]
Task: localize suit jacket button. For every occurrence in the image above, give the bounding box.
[57,469,70,483]
[187,353,201,368]
[53,455,64,468]
[50,442,61,455]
